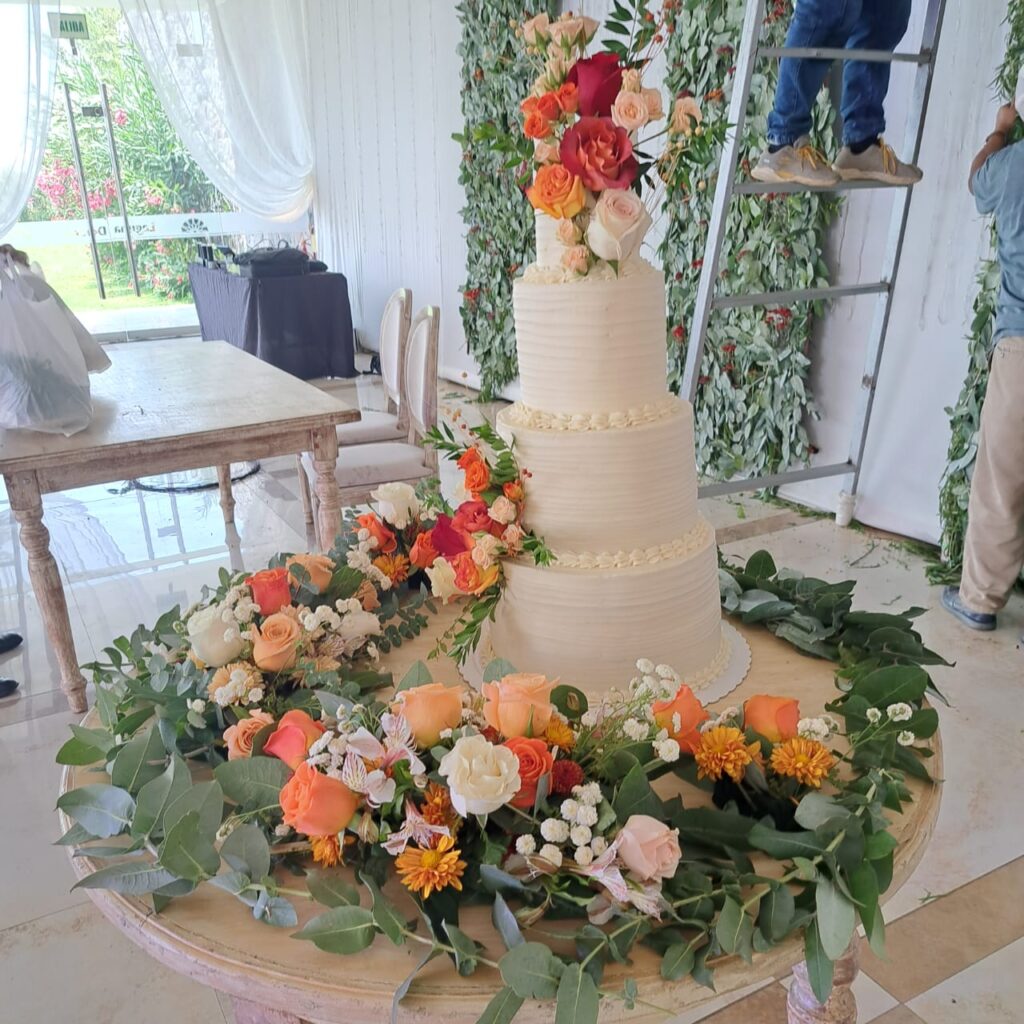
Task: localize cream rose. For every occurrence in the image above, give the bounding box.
[471,532,502,569]
[562,244,590,276]
[611,89,650,132]
[535,140,559,165]
[642,87,664,120]
[616,815,682,882]
[556,217,580,245]
[371,482,420,529]
[488,495,518,525]
[521,12,550,46]
[670,96,703,136]
[501,523,524,555]
[439,734,521,816]
[586,190,652,264]
[425,558,460,604]
[188,604,244,667]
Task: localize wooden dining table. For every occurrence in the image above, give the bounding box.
[0,339,359,713]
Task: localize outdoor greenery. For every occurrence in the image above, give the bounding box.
[933,0,1024,583]
[454,0,557,397]
[662,0,842,480]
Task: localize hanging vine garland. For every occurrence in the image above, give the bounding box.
[933,0,1024,583]
[661,0,841,481]
[454,0,557,398]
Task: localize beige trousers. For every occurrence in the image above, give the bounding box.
[960,335,1024,614]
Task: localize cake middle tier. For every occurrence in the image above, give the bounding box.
[496,398,700,554]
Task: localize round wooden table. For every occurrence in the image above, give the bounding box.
[59,614,941,1024]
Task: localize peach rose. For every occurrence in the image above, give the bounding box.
[611,89,650,132]
[652,683,709,754]
[616,814,681,882]
[393,682,464,747]
[263,708,326,769]
[642,87,664,120]
[355,578,380,612]
[223,710,274,760]
[548,14,599,48]
[556,217,581,245]
[521,11,550,46]
[251,612,302,673]
[534,140,559,165]
[527,163,586,220]
[504,737,553,809]
[471,532,502,570]
[501,523,524,555]
[287,553,334,593]
[743,695,800,743]
[280,761,359,836]
[561,244,590,275]
[670,96,703,136]
[621,68,642,93]
[586,188,652,264]
[482,672,556,738]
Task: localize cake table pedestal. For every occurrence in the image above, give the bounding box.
[59,610,940,1024]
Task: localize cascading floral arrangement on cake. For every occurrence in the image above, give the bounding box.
[480,9,735,693]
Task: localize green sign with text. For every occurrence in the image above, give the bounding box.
[48,12,90,40]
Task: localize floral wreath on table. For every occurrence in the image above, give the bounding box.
[481,6,727,278]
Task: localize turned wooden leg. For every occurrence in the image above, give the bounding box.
[6,472,88,713]
[788,937,859,1024]
[295,454,315,531]
[217,464,235,526]
[309,427,341,553]
[230,995,309,1024]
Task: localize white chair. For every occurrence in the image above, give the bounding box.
[299,306,439,522]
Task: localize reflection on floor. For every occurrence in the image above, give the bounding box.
[1,375,1021,1023]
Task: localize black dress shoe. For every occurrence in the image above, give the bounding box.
[0,632,22,656]
[0,679,19,698]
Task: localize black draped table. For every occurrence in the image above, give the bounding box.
[188,262,356,380]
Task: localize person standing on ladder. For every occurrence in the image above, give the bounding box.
[752,0,924,187]
[942,96,1024,640]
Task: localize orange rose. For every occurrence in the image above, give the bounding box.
[527,163,586,220]
[504,737,553,809]
[393,682,464,747]
[523,111,552,140]
[503,479,524,502]
[652,684,709,754]
[223,710,274,760]
[451,550,499,595]
[743,695,800,743]
[279,761,359,836]
[263,708,326,768]
[557,82,579,114]
[246,567,292,616]
[536,91,561,121]
[409,529,439,569]
[482,672,556,738]
[287,553,335,593]
[251,612,302,673]
[521,95,540,115]
[463,459,491,496]
[355,512,397,555]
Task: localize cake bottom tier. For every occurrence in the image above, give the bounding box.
[490,535,726,695]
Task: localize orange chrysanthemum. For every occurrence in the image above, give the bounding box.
[420,782,459,833]
[395,835,466,899]
[694,726,761,783]
[770,738,835,789]
[544,717,575,752]
[372,553,410,585]
[309,834,343,867]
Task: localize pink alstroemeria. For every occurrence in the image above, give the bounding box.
[340,752,395,808]
[341,714,426,808]
[381,798,450,855]
[574,834,665,921]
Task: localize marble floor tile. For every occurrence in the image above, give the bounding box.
[667,978,776,1024]
[873,1009,929,1024]
[907,936,1024,1024]
[0,902,228,1023]
[693,981,789,1023]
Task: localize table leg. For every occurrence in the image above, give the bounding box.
[217,464,235,526]
[230,995,309,1024]
[6,473,88,713]
[309,426,341,553]
[787,938,859,1024]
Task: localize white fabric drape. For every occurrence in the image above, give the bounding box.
[0,1,58,238]
[120,0,314,220]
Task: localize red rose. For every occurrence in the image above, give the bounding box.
[566,52,623,117]
[560,117,638,192]
[246,567,292,616]
[453,498,492,535]
[431,514,472,558]
[503,737,554,809]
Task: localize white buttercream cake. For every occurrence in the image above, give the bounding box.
[489,214,727,693]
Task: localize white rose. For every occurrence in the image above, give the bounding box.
[371,482,420,529]
[338,609,382,642]
[188,604,244,667]
[586,190,652,265]
[488,495,518,525]
[425,558,460,604]
[439,734,521,816]
[521,12,550,46]
[611,89,650,132]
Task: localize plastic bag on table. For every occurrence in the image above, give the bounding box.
[0,254,95,435]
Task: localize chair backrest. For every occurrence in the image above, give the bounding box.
[378,288,412,419]
[404,305,439,444]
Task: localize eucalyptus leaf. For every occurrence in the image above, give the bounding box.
[132,754,190,840]
[396,660,433,692]
[158,810,220,881]
[306,869,361,908]
[473,986,524,1024]
[443,921,480,976]
[849,862,885,958]
[391,946,440,1024]
[482,658,517,683]
[660,941,696,981]
[498,941,564,999]
[73,861,178,896]
[803,920,834,1004]
[57,784,136,839]
[815,877,856,960]
[760,883,795,941]
[215,757,290,811]
[292,905,377,954]
[492,892,525,949]
[555,963,598,1024]
[221,823,271,879]
[110,725,167,794]
[362,873,406,946]
[163,780,224,840]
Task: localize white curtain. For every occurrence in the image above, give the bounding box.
[120,0,314,221]
[0,1,59,238]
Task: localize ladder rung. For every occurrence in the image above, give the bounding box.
[758,46,932,64]
[698,461,856,498]
[734,178,914,195]
[713,282,890,309]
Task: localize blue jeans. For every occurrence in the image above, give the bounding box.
[766,0,912,148]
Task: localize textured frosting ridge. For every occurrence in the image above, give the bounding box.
[504,396,680,432]
[551,519,711,569]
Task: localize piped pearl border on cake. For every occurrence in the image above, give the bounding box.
[551,519,712,569]
[504,396,681,433]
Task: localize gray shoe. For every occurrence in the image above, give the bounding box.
[833,138,922,185]
[751,136,840,187]
[941,586,996,631]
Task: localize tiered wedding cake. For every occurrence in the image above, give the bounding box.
[490,216,729,692]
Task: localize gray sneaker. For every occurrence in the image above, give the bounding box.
[751,136,840,187]
[834,138,923,185]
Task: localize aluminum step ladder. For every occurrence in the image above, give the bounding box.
[685,0,947,519]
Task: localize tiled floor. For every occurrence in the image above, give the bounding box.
[1,375,1022,1022]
